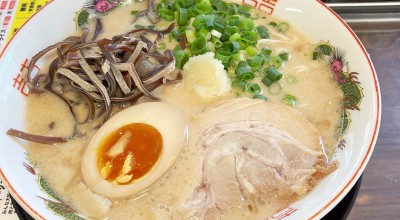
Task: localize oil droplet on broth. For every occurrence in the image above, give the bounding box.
[97,123,163,184]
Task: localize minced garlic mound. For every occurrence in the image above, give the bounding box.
[182,52,231,100]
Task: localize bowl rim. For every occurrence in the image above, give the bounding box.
[0,0,382,219]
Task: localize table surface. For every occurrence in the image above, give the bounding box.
[345,19,400,219]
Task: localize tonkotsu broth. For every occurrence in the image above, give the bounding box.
[25,2,343,219]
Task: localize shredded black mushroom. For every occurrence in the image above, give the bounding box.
[7,129,67,145]
[8,23,177,144]
[23,23,176,125]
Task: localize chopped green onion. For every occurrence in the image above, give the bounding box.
[211,29,222,38]
[212,37,223,48]
[131,10,139,15]
[261,76,274,87]
[256,25,269,39]
[227,41,241,53]
[177,0,194,8]
[232,79,247,90]
[253,94,268,101]
[178,25,187,33]
[286,76,297,84]
[245,46,258,57]
[228,4,238,15]
[195,2,213,14]
[229,16,239,26]
[173,49,189,69]
[265,66,282,81]
[231,52,245,62]
[269,82,282,94]
[312,51,319,60]
[214,1,228,11]
[170,29,179,40]
[242,31,258,45]
[247,83,262,94]
[238,18,254,31]
[134,24,146,29]
[158,42,167,50]
[282,94,297,106]
[238,5,252,16]
[225,25,239,35]
[200,0,211,5]
[277,22,289,33]
[185,29,197,43]
[269,22,277,27]
[213,21,225,33]
[191,35,207,55]
[279,52,290,61]
[204,16,214,29]
[215,51,232,65]
[262,47,272,58]
[250,54,265,69]
[236,38,248,49]
[268,56,283,69]
[197,26,211,40]
[236,60,248,68]
[236,65,254,81]
[206,41,215,52]
[192,15,206,30]
[229,33,241,42]
[177,8,189,25]
[159,8,176,21]
[220,32,231,41]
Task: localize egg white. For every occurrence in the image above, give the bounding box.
[81,102,187,198]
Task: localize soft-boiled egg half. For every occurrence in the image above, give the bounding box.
[81,102,187,198]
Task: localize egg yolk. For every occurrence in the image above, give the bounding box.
[97,123,163,185]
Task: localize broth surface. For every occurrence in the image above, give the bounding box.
[25,3,343,219]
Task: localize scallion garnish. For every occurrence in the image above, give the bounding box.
[191,35,207,55]
[242,31,259,45]
[276,22,289,33]
[238,18,254,31]
[282,94,297,106]
[195,2,213,14]
[238,5,252,16]
[173,49,190,69]
[265,66,282,81]
[286,76,297,84]
[256,25,270,39]
[279,52,290,61]
[253,94,268,101]
[159,8,176,21]
[185,30,197,43]
[177,8,189,25]
[232,79,247,90]
[268,56,283,69]
[215,51,232,65]
[247,83,262,94]
[250,54,265,69]
[269,22,277,27]
[236,65,254,81]
[157,0,295,97]
[227,41,241,53]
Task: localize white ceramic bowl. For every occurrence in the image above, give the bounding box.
[0,0,381,219]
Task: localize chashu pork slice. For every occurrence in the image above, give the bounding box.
[182,98,337,219]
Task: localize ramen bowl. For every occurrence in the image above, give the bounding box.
[0,0,380,219]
